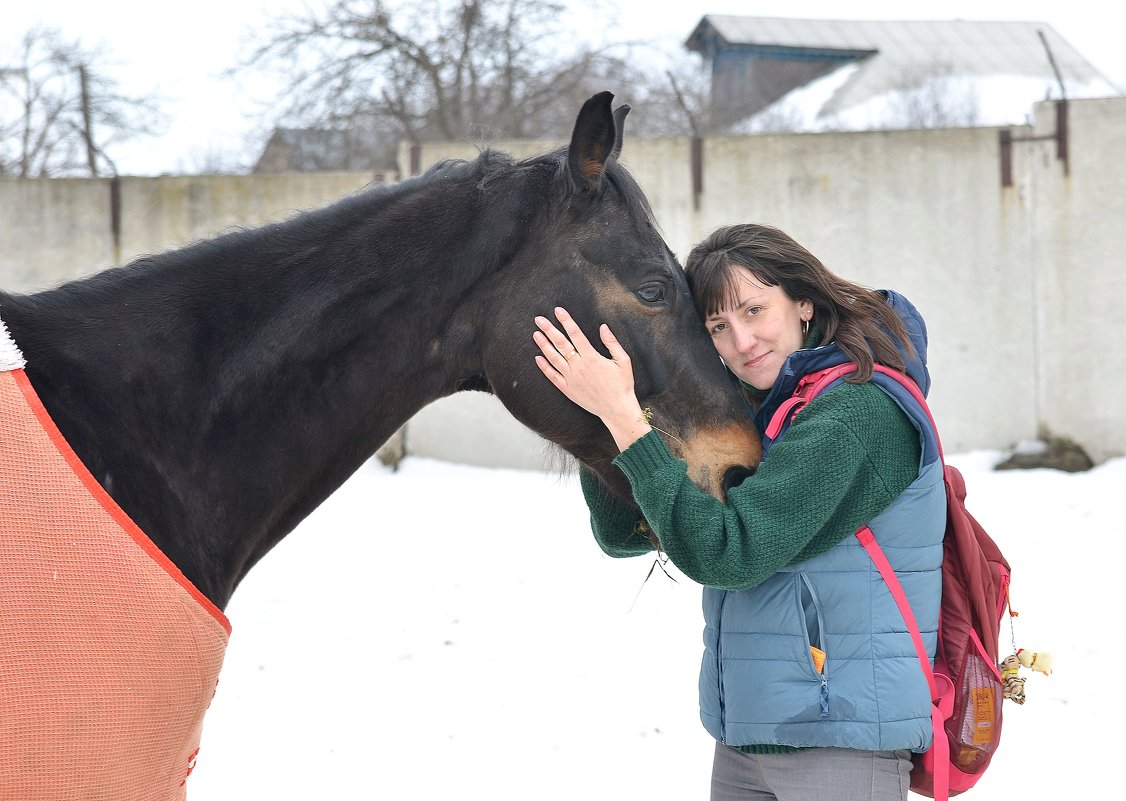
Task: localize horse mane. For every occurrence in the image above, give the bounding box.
[8,143,656,321]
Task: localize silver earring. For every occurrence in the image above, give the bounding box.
[802,318,810,336]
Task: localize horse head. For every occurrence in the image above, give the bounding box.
[476,92,761,502]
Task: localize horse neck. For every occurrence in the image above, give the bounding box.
[4,177,505,607]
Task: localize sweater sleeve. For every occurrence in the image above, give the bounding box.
[611,382,921,590]
[578,465,657,558]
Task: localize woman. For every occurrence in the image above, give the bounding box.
[532,224,944,801]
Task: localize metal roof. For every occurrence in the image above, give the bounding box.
[688,16,1116,115]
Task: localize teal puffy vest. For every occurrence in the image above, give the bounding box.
[699,370,945,751]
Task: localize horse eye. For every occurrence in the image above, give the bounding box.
[638,285,666,304]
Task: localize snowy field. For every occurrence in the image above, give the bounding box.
[190,450,1125,800]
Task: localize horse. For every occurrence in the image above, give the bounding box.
[0,91,760,796]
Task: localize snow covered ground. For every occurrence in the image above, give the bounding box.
[189,450,1124,800]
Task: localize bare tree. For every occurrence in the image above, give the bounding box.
[243,0,638,146]
[635,51,713,137]
[884,64,981,130]
[0,27,162,178]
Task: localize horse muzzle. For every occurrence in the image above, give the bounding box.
[669,422,762,501]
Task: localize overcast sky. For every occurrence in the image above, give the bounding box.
[4,0,1122,174]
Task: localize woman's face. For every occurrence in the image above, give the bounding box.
[704,266,812,390]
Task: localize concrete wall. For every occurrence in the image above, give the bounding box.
[1025,98,1126,460]
[0,171,379,292]
[2,97,1123,467]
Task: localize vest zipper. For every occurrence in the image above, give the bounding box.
[716,592,728,744]
[799,572,830,718]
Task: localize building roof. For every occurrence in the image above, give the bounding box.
[687,16,1117,126]
[254,128,397,174]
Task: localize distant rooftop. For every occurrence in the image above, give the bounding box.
[687,16,1118,130]
[254,128,397,174]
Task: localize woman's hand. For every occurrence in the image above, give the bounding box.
[533,307,652,452]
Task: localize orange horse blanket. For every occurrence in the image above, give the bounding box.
[0,344,230,799]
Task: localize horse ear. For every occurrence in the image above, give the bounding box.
[610,104,630,162]
[567,91,617,192]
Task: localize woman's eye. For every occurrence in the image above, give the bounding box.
[746,306,762,317]
[709,323,726,336]
[638,285,666,303]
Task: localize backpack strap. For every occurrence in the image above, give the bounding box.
[766,363,944,465]
[857,527,939,699]
[857,526,954,801]
[853,366,954,801]
[870,365,946,462]
[763,363,858,440]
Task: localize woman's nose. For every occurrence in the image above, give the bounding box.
[732,324,755,353]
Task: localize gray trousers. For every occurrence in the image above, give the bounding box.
[711,742,912,801]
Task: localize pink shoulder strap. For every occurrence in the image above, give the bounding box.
[763,364,856,439]
[857,525,953,801]
[765,363,945,462]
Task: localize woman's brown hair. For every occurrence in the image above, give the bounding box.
[684,223,913,383]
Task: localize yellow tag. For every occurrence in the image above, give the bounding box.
[971,686,996,745]
[810,646,826,674]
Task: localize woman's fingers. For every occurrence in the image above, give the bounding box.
[532,330,569,371]
[532,328,585,406]
[551,307,595,355]
[599,324,631,366]
[533,352,568,387]
[533,314,577,362]
[533,307,596,368]
[533,312,633,377]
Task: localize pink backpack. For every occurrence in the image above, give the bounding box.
[768,363,1013,801]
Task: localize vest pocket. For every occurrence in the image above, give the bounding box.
[798,572,830,717]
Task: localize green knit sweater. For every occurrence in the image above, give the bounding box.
[581,380,922,591]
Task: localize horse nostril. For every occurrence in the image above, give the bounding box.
[722,465,755,494]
